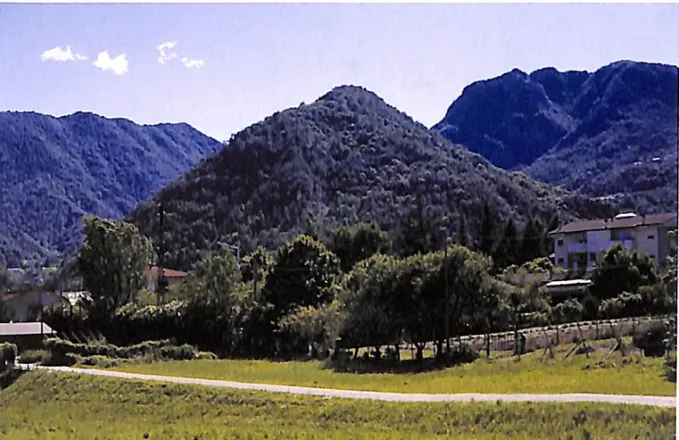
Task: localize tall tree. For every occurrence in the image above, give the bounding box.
[590,244,659,300]
[518,218,542,264]
[457,215,468,248]
[399,195,437,257]
[495,218,519,269]
[327,222,391,273]
[191,248,242,304]
[476,200,498,257]
[78,216,154,317]
[263,235,341,317]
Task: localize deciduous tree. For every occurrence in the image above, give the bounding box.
[78,216,154,317]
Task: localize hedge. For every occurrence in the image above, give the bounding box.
[42,337,215,366]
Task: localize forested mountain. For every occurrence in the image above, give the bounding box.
[0,111,221,266]
[129,86,614,270]
[433,60,678,213]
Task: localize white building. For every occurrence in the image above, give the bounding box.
[549,212,677,271]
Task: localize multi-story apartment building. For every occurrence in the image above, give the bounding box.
[549,212,678,271]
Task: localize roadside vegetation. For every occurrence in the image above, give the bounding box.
[0,371,675,440]
[112,339,675,396]
[41,215,677,367]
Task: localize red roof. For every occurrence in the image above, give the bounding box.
[145,266,188,278]
[550,212,677,235]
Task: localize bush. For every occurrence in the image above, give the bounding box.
[78,355,120,368]
[18,349,47,364]
[159,344,198,361]
[0,343,18,370]
[196,351,218,360]
[42,337,215,366]
[633,322,667,357]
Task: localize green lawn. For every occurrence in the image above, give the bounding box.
[0,371,674,439]
[112,343,676,396]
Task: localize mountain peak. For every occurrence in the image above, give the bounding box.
[434,60,678,214]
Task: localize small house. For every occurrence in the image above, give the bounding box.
[0,322,56,352]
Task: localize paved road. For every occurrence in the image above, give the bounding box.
[27,365,676,407]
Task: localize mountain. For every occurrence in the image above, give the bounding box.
[0,111,222,267]
[433,60,678,214]
[128,86,613,270]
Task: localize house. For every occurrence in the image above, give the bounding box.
[144,266,188,293]
[1,291,69,322]
[549,212,678,271]
[60,291,92,307]
[0,322,56,352]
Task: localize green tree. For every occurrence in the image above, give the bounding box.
[263,235,341,317]
[240,246,274,284]
[191,248,242,304]
[327,222,391,273]
[457,216,468,247]
[399,195,437,257]
[518,219,545,265]
[78,216,154,317]
[590,244,658,300]
[337,254,402,356]
[494,218,519,269]
[476,200,498,257]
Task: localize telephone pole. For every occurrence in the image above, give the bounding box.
[156,202,167,305]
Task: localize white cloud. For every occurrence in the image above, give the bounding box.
[92,51,128,75]
[156,41,178,65]
[40,46,88,62]
[181,57,204,69]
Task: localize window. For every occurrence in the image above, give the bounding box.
[558,258,564,264]
[647,234,655,239]
[557,240,564,246]
[589,253,597,261]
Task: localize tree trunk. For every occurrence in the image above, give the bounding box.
[415,343,425,362]
[435,340,444,361]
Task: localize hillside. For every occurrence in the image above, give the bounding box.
[129,86,613,270]
[0,111,221,266]
[433,60,678,213]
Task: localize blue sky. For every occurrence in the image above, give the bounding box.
[1,3,678,141]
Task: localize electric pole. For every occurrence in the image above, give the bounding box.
[156,202,167,305]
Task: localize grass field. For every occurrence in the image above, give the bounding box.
[0,371,674,439]
[112,341,676,396]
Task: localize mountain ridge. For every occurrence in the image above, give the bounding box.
[128,85,613,270]
[0,110,222,266]
[433,60,678,213]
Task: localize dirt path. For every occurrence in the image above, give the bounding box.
[30,365,676,407]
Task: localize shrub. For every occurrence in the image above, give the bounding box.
[78,355,120,368]
[0,343,18,370]
[42,337,214,366]
[159,344,198,361]
[196,351,218,360]
[633,322,667,357]
[18,349,47,364]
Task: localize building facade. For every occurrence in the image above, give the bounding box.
[549,212,678,271]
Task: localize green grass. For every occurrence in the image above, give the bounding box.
[113,343,676,396]
[0,371,674,439]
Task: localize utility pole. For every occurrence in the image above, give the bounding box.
[253,258,258,300]
[217,241,240,265]
[156,202,167,305]
[444,241,450,355]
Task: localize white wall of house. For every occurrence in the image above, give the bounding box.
[3,291,67,322]
[553,223,673,270]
